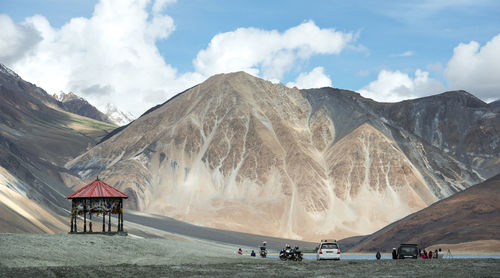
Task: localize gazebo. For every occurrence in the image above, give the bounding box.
[67,178,128,234]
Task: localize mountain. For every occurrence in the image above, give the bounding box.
[104,103,135,126]
[0,64,116,233]
[67,72,498,240]
[377,91,500,178]
[55,91,135,126]
[490,99,500,113]
[344,174,500,253]
[55,92,114,125]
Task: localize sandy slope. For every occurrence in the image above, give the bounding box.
[0,234,240,267]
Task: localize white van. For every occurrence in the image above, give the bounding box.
[317,240,341,260]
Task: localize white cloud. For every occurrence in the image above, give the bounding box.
[3,1,356,117]
[444,33,500,100]
[193,20,354,81]
[392,50,415,57]
[0,14,41,64]
[359,69,445,102]
[5,0,207,117]
[360,33,500,102]
[286,67,332,89]
[152,0,177,14]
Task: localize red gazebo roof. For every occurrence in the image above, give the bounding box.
[67,179,128,199]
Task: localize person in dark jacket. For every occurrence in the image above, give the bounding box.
[376,251,381,260]
[251,250,256,257]
[392,248,398,259]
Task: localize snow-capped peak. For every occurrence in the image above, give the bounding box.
[104,103,135,126]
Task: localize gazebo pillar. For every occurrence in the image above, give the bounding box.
[102,210,106,232]
[119,200,123,232]
[108,210,111,232]
[70,202,74,233]
[89,211,93,232]
[83,200,87,233]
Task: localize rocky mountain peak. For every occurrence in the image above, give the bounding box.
[59,92,82,102]
[67,72,494,241]
[209,71,257,82]
[0,64,20,79]
[104,103,135,126]
[55,91,114,125]
[432,90,488,108]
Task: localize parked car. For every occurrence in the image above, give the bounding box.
[397,244,419,259]
[316,240,341,260]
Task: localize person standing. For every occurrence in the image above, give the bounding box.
[392,248,398,259]
[251,250,256,257]
[238,248,242,255]
[376,251,381,260]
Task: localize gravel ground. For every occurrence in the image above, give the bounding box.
[1,234,499,277]
[1,259,499,278]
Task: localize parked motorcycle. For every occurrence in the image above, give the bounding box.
[279,246,303,261]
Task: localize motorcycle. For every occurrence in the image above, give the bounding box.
[260,248,267,258]
[279,247,303,261]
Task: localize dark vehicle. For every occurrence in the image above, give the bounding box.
[397,244,419,259]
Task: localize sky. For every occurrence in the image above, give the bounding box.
[1,0,499,117]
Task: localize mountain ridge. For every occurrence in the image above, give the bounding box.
[343,174,500,252]
[0,64,116,233]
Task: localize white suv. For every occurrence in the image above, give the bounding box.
[317,240,341,260]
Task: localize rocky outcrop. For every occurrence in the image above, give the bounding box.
[67,72,497,240]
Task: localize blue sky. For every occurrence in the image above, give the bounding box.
[1,0,499,116]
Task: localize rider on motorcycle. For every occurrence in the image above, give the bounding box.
[260,241,267,258]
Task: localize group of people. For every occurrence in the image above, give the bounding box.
[237,241,267,257]
[387,247,444,259]
[419,248,442,259]
[237,248,258,257]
